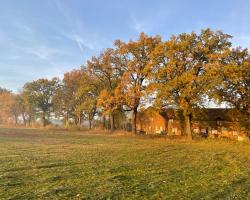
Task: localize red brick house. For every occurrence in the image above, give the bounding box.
[137,107,249,140]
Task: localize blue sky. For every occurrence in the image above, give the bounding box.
[0,0,250,92]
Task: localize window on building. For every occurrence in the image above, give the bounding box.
[216,118,223,126]
[201,129,206,133]
[172,128,177,134]
[193,128,199,133]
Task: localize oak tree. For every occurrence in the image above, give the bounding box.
[23,78,60,127]
[115,33,161,134]
[76,69,102,129]
[53,69,83,128]
[150,29,231,139]
[214,48,250,128]
[88,48,123,130]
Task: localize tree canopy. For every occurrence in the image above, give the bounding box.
[1,29,249,137]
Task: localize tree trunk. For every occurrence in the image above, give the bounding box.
[28,116,31,127]
[132,109,137,134]
[28,113,34,127]
[102,115,106,130]
[110,113,115,131]
[42,112,46,127]
[184,114,192,140]
[89,119,92,130]
[14,114,18,126]
[74,117,78,125]
[65,112,69,128]
[78,115,82,129]
[22,113,26,126]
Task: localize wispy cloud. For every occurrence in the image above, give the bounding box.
[130,14,151,33]
[13,22,33,34]
[65,34,95,52]
[52,0,111,52]
[27,45,70,60]
[129,9,173,35]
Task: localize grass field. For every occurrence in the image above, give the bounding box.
[0,127,249,200]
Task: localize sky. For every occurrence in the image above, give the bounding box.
[0,0,250,92]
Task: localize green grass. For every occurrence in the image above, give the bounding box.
[0,127,249,200]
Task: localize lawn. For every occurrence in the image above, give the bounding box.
[0,127,249,199]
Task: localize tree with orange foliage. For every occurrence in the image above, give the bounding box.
[150,29,232,140]
[213,47,250,129]
[0,88,16,125]
[115,33,161,134]
[88,48,124,130]
[53,69,83,128]
[76,69,102,129]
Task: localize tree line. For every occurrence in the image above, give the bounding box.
[0,29,249,139]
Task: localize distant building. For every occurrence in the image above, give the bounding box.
[137,107,249,140]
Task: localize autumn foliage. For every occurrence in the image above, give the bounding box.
[0,29,249,139]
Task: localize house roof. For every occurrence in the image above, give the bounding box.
[160,108,241,122]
